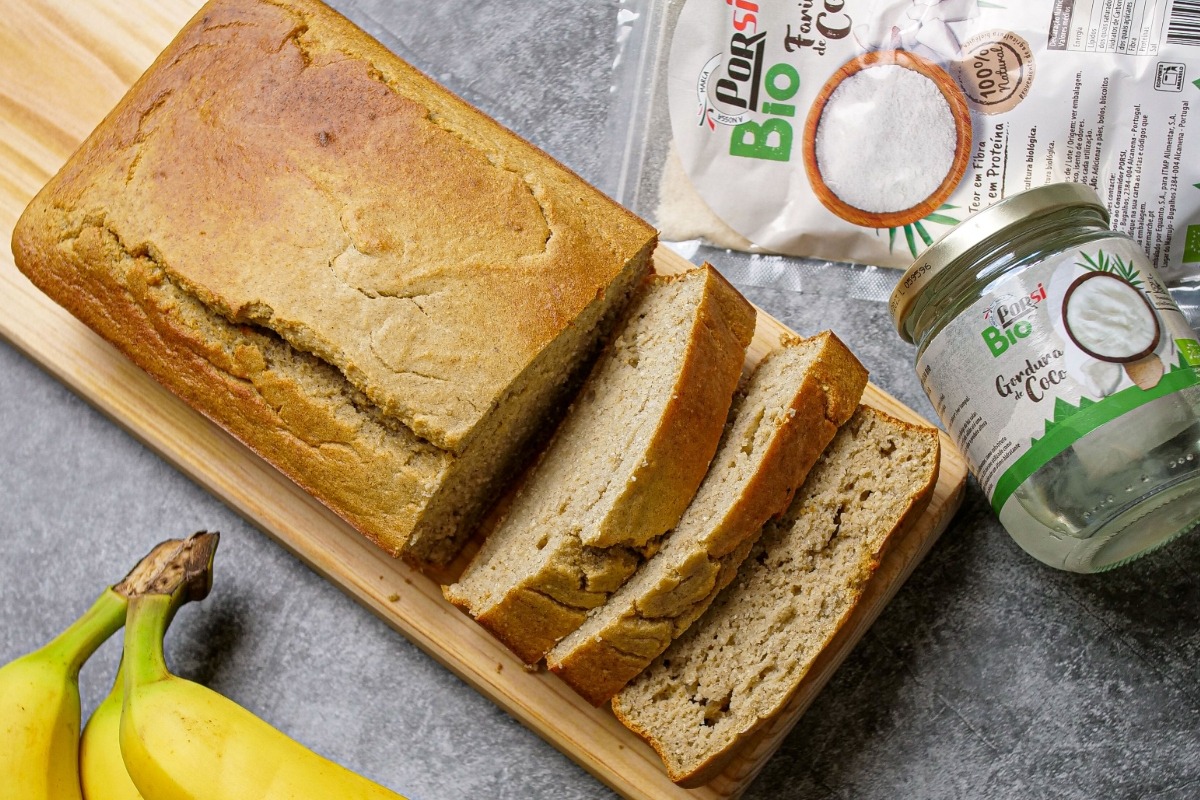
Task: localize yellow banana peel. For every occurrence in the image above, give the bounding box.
[80,662,143,800]
[0,589,126,800]
[119,556,407,799]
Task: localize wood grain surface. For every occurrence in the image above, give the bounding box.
[0,2,968,797]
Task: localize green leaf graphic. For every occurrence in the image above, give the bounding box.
[923,213,960,225]
[887,205,960,254]
[1077,249,1142,286]
[914,221,935,247]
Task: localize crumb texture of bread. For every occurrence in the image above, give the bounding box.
[611,406,939,786]
[546,332,867,705]
[10,0,656,563]
[443,266,755,664]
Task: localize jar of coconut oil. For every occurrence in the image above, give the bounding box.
[890,183,1200,572]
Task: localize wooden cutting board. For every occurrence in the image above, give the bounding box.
[0,1,968,797]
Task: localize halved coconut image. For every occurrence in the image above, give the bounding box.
[802,49,973,229]
[1062,271,1163,389]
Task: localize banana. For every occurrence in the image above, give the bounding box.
[0,534,207,800]
[119,551,407,799]
[80,663,143,800]
[0,588,126,800]
[79,532,219,800]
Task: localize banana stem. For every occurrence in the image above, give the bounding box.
[123,594,178,687]
[122,531,219,691]
[44,589,129,677]
[32,536,195,675]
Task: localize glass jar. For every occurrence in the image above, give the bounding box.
[890,183,1200,572]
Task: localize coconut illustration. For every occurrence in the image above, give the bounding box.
[802,49,973,229]
[1061,271,1163,389]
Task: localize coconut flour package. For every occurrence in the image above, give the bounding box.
[609,0,1200,284]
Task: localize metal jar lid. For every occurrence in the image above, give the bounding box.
[888,183,1111,343]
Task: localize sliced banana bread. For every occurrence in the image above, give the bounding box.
[443,266,755,664]
[612,406,940,786]
[546,332,867,705]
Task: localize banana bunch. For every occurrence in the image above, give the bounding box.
[0,537,186,800]
[1,532,408,800]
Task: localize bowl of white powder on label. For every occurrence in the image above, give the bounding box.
[802,49,972,230]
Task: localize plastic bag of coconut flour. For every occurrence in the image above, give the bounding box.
[607,0,1200,289]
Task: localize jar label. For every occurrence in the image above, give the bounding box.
[917,236,1200,516]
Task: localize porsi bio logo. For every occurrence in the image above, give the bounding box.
[695,0,850,163]
[980,283,1047,357]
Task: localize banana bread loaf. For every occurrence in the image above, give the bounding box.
[443,266,755,664]
[546,331,867,705]
[612,405,940,785]
[10,0,656,564]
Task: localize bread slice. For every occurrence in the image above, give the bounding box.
[612,406,940,786]
[10,0,656,564]
[443,266,755,664]
[546,332,867,705]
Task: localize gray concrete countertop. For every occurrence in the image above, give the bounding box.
[1,2,1198,798]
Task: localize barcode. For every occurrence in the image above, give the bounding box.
[1168,0,1200,45]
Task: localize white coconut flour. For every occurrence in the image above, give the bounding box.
[814,65,956,214]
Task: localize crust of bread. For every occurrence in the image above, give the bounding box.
[10,0,655,563]
[547,332,868,705]
[585,266,758,550]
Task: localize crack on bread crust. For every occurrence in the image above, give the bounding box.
[125,90,174,186]
[89,220,446,449]
[51,217,523,560]
[198,17,257,34]
[276,21,311,61]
